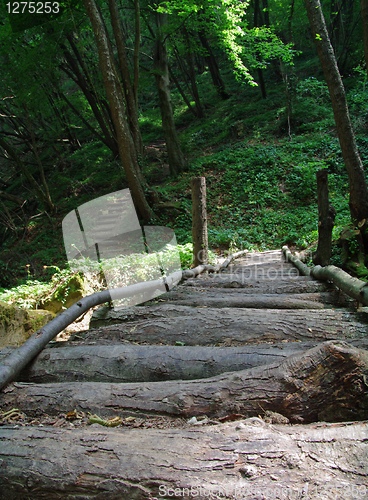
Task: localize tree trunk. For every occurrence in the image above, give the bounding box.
[83,0,154,223]
[183,29,205,118]
[133,0,140,107]
[168,65,198,117]
[313,169,336,266]
[153,14,186,176]
[108,0,144,159]
[79,304,368,346]
[361,0,368,79]
[1,419,367,500]
[191,177,208,266]
[1,341,367,423]
[59,47,118,157]
[198,30,230,99]
[304,0,368,226]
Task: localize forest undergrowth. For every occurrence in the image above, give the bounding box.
[1,54,367,306]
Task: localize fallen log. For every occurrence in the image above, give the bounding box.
[83,304,368,346]
[1,419,367,500]
[0,343,313,383]
[1,341,367,423]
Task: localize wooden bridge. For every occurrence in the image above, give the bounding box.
[0,249,367,499]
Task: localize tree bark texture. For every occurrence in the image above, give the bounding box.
[0,343,320,384]
[146,289,352,309]
[304,0,368,224]
[83,0,154,222]
[1,419,367,500]
[191,177,208,267]
[153,14,185,175]
[81,304,368,346]
[1,341,367,423]
[313,169,336,266]
[108,0,144,159]
[182,276,333,294]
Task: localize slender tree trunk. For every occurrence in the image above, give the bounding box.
[183,29,205,118]
[361,0,368,78]
[108,0,144,160]
[168,66,198,117]
[66,34,118,140]
[304,0,368,228]
[133,0,140,106]
[83,0,154,222]
[198,30,230,100]
[60,47,118,156]
[57,90,112,148]
[154,13,185,175]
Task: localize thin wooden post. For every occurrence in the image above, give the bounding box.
[191,177,208,266]
[313,169,336,266]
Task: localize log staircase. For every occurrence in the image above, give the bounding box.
[0,249,367,499]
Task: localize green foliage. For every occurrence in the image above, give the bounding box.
[296,77,329,104]
[0,279,54,308]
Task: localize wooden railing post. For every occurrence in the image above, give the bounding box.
[191,177,208,266]
[313,169,336,266]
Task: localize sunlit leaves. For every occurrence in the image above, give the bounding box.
[155,0,295,85]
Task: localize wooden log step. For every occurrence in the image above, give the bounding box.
[220,260,297,271]
[145,288,354,309]
[1,341,367,423]
[182,277,334,293]
[1,419,367,500]
[191,274,312,284]
[0,342,322,384]
[2,339,367,384]
[84,305,368,345]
